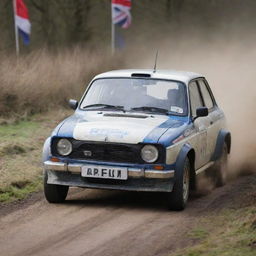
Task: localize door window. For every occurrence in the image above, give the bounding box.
[189,81,203,117]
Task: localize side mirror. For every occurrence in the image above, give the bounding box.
[69,99,78,110]
[193,107,208,121]
[196,107,208,117]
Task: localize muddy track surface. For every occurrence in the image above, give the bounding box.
[0,174,255,256]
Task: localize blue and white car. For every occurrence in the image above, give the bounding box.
[43,69,231,210]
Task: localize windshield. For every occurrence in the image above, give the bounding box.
[80,78,188,115]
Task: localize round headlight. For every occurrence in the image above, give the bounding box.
[141,145,159,163]
[57,139,72,156]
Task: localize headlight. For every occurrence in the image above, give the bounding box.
[57,139,72,156]
[141,145,159,163]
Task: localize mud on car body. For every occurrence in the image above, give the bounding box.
[43,69,231,210]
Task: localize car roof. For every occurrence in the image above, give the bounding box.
[93,69,204,84]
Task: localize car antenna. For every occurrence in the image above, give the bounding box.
[153,50,158,73]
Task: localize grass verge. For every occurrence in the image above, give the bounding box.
[0,177,42,203]
[0,110,71,203]
[171,191,256,256]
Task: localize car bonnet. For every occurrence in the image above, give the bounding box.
[56,112,188,145]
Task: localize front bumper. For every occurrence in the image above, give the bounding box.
[44,160,175,192]
[44,161,175,179]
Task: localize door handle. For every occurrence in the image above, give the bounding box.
[198,125,206,132]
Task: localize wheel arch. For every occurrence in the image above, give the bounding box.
[211,129,231,161]
[42,137,52,163]
[175,143,196,190]
[187,149,196,190]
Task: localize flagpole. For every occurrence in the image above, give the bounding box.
[111,24,115,55]
[13,0,19,56]
[111,4,115,55]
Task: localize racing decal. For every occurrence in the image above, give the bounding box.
[90,128,129,139]
[183,127,195,137]
[143,117,186,144]
[155,117,190,147]
[172,134,185,144]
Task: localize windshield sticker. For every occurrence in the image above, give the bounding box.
[170,106,183,114]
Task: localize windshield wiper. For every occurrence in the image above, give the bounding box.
[83,104,125,111]
[130,106,169,114]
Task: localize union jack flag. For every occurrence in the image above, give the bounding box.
[112,0,132,29]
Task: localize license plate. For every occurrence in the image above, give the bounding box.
[81,165,128,180]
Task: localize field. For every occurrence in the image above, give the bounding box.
[0,48,121,202]
[0,47,121,202]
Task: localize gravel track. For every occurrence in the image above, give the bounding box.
[0,174,255,256]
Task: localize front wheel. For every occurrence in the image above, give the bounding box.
[44,171,69,203]
[167,157,190,211]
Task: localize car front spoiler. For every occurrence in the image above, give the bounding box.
[46,170,174,192]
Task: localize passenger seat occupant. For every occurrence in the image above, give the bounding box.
[167,88,184,113]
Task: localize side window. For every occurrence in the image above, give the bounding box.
[198,80,214,109]
[189,81,203,117]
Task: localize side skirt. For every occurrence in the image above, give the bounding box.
[195,161,214,175]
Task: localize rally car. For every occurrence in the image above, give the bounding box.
[43,69,231,210]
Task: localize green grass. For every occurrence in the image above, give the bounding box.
[188,228,209,240]
[172,204,256,256]
[0,110,70,202]
[0,120,39,157]
[0,120,39,139]
[0,177,43,203]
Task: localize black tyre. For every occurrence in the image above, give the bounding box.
[44,171,69,203]
[167,157,190,211]
[214,143,228,187]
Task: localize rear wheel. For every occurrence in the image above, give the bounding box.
[44,171,69,203]
[167,157,190,211]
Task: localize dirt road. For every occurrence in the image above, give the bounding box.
[0,174,255,256]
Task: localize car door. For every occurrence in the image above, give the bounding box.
[189,81,210,168]
[197,79,222,160]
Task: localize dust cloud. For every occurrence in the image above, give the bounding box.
[125,36,256,176]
